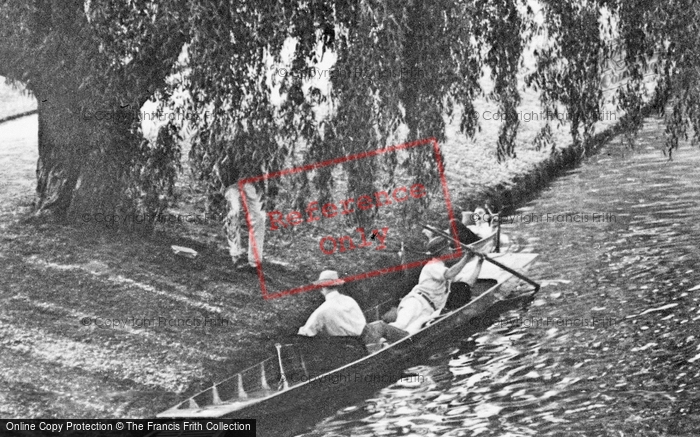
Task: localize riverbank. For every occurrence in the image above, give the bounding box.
[0,79,648,418]
[0,81,37,123]
[452,104,657,218]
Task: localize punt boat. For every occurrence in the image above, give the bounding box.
[157,230,539,427]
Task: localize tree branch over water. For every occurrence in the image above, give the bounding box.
[0,0,697,230]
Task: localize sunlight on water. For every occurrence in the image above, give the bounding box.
[297,119,700,436]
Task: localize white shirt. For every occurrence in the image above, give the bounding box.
[453,256,482,283]
[468,223,493,239]
[407,259,449,310]
[298,291,366,337]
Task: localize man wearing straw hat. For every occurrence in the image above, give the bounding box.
[297,270,367,337]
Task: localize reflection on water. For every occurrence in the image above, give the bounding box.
[297,119,700,436]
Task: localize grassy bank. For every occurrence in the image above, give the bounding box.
[0,71,632,418]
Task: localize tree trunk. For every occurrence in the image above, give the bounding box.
[33,95,151,233]
[0,0,188,233]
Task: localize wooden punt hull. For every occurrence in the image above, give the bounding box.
[157,251,538,421]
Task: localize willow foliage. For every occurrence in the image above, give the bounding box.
[0,0,697,230]
[528,1,603,155]
[531,0,700,158]
[613,0,700,158]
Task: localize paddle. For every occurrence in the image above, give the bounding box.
[420,222,540,293]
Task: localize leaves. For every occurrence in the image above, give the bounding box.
[2,0,698,230]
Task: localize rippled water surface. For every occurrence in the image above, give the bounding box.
[297,119,700,436]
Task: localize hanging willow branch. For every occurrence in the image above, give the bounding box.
[2,0,698,231]
[527,1,604,157]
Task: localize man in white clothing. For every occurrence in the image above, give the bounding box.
[298,270,367,337]
[224,182,266,271]
[216,152,266,273]
[391,237,484,333]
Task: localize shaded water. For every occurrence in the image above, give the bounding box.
[297,119,700,436]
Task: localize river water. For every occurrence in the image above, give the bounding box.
[297,118,700,436]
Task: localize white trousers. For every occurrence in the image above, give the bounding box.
[224,183,265,267]
[390,294,434,333]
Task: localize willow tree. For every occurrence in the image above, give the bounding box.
[184,0,491,226]
[478,0,526,161]
[530,0,700,158]
[527,1,604,156]
[0,0,494,229]
[612,0,700,158]
[2,1,695,232]
[0,1,187,230]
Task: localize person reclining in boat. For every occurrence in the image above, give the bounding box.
[465,204,511,249]
[391,237,484,333]
[467,207,494,239]
[362,237,485,348]
[297,270,367,337]
[421,207,479,246]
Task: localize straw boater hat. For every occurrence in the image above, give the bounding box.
[313,270,345,286]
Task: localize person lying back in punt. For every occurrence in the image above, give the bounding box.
[421,207,480,246]
[467,207,494,239]
[362,237,484,347]
[391,237,484,333]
